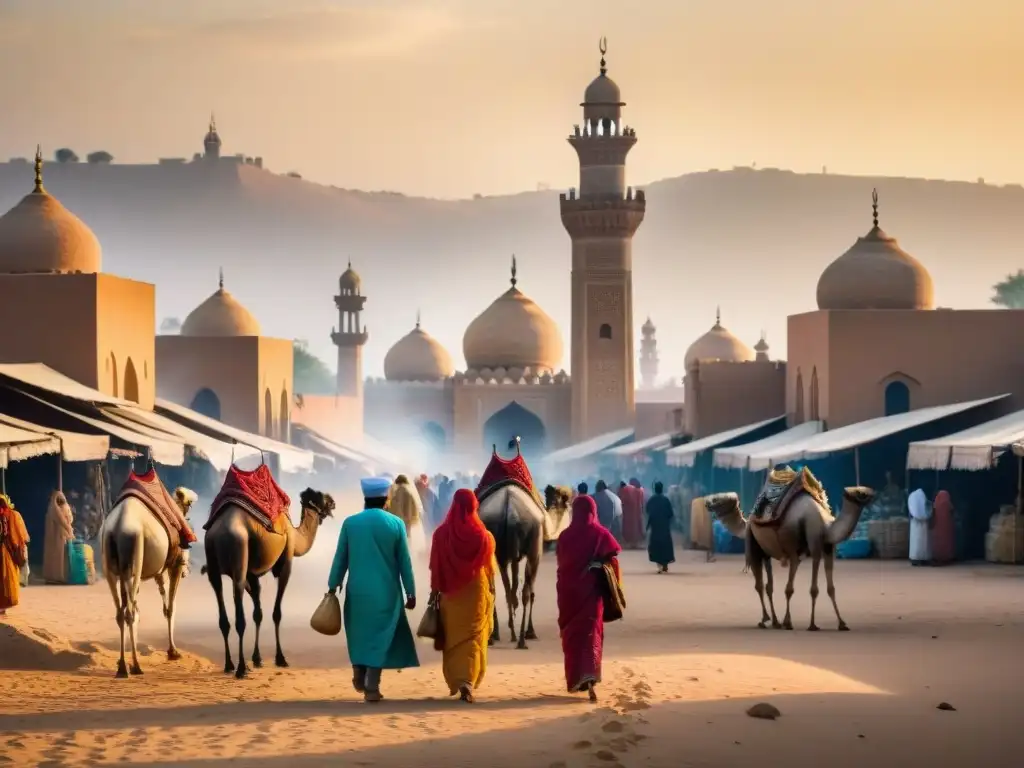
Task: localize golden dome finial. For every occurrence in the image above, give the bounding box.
[510,254,518,288]
[599,37,608,76]
[872,188,879,229]
[714,306,722,328]
[210,112,217,133]
[218,267,224,291]
[33,145,45,194]
[415,309,421,329]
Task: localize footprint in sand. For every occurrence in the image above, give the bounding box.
[593,749,619,762]
[572,740,592,749]
[621,666,635,678]
[601,721,626,733]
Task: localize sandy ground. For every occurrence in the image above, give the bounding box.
[2,542,1022,768]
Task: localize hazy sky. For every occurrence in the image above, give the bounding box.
[3,0,1024,198]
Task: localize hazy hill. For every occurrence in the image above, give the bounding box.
[3,160,1023,382]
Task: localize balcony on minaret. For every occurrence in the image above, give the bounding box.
[560,186,646,239]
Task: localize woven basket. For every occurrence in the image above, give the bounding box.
[867,518,910,559]
[985,513,1024,564]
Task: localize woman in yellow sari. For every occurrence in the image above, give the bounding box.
[428,489,496,703]
[1,494,30,615]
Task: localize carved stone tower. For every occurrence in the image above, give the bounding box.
[639,317,658,389]
[331,261,368,398]
[561,39,646,440]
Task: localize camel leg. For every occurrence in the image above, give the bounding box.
[207,567,234,674]
[807,554,822,631]
[489,602,499,646]
[750,548,771,629]
[517,581,530,650]
[272,559,292,667]
[509,559,522,645]
[524,553,539,642]
[247,574,264,668]
[823,547,850,631]
[499,562,517,643]
[106,568,129,679]
[781,558,800,630]
[156,570,183,660]
[122,579,143,675]
[232,577,249,679]
[763,558,781,628]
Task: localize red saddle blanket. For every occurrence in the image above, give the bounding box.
[475,452,543,508]
[205,464,291,532]
[115,469,197,545]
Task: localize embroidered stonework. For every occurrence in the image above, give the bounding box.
[589,288,623,315]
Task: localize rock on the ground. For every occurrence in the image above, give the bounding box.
[746,702,781,720]
[936,702,957,711]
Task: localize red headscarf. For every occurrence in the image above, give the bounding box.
[430,489,495,594]
[556,495,621,577]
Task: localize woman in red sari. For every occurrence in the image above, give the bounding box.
[931,490,956,565]
[556,494,621,702]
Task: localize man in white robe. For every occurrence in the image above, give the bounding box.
[908,488,932,566]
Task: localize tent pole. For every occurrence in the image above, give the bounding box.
[854,447,861,486]
[57,438,64,492]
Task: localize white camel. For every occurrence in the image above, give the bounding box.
[100,486,198,678]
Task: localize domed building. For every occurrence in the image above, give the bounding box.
[156,270,295,440]
[364,258,571,456]
[787,189,1024,428]
[0,148,157,406]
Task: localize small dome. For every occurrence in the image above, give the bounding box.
[583,73,623,105]
[685,311,755,368]
[180,273,261,337]
[0,153,102,275]
[754,335,769,353]
[339,262,361,293]
[463,260,563,372]
[817,191,934,311]
[204,115,222,149]
[641,317,655,333]
[384,320,454,382]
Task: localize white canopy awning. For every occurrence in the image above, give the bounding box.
[714,421,824,470]
[604,431,678,458]
[0,412,110,463]
[746,395,1008,471]
[907,407,1024,471]
[0,362,131,405]
[102,405,261,471]
[543,428,635,465]
[155,399,316,474]
[665,416,786,468]
[0,423,61,469]
[294,426,378,471]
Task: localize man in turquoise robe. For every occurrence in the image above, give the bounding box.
[328,476,419,702]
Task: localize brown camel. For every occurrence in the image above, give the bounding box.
[542,484,573,551]
[201,488,334,678]
[706,473,874,632]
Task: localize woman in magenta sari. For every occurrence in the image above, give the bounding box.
[556,495,622,702]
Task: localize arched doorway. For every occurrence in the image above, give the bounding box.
[279,388,290,442]
[884,381,910,416]
[110,352,118,398]
[422,422,446,452]
[794,369,805,424]
[482,401,547,456]
[123,358,140,403]
[190,388,221,420]
[264,389,274,437]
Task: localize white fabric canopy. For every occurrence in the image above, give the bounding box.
[0,412,110,463]
[665,416,786,468]
[604,431,677,458]
[543,428,634,465]
[907,407,1024,471]
[0,423,61,468]
[0,362,130,405]
[155,399,316,473]
[746,395,1008,471]
[296,427,378,471]
[102,405,260,471]
[714,421,824,470]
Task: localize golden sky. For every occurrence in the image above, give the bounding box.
[2,0,1023,198]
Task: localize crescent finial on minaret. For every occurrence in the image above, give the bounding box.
[33,145,45,194]
[599,36,608,75]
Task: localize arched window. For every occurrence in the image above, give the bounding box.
[422,422,446,451]
[884,381,910,416]
[794,369,805,424]
[123,358,140,403]
[598,323,612,340]
[482,401,547,456]
[110,352,118,398]
[809,367,820,421]
[190,388,221,420]
[279,388,290,442]
[264,389,274,436]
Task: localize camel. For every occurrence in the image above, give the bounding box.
[542,485,573,551]
[706,470,875,632]
[100,485,199,678]
[201,488,334,679]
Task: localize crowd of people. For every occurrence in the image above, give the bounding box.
[325,470,678,704]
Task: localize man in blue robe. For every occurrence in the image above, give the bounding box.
[328,476,419,702]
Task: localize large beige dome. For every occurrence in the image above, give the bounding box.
[817,191,934,311]
[180,274,261,337]
[463,262,563,373]
[684,311,755,368]
[384,320,454,382]
[0,153,102,275]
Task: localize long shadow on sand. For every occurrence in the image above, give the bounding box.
[0,693,583,733]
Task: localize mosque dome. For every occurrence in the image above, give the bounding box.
[816,190,934,311]
[339,262,361,293]
[684,310,756,368]
[641,317,655,334]
[384,318,454,382]
[0,150,102,275]
[180,272,262,337]
[462,258,563,373]
[584,73,622,106]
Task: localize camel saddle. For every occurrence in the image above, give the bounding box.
[114,469,197,570]
[205,464,291,533]
[749,466,830,527]
[475,451,544,509]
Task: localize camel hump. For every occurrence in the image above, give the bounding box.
[749,466,829,527]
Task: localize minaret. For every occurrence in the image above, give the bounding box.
[561,38,645,440]
[754,332,770,362]
[331,261,368,398]
[639,317,658,388]
[204,113,222,161]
